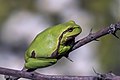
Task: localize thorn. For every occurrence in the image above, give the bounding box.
[92,67,116,79]
[90,28,93,33]
[64,53,73,62]
[107,71,116,77]
[89,28,99,41]
[112,33,119,39]
[89,28,93,35]
[66,57,73,62]
[94,39,99,41]
[65,56,73,62]
[92,67,105,79]
[92,67,100,76]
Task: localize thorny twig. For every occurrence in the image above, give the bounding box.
[72,22,120,51]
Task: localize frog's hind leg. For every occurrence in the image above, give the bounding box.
[25,58,57,70]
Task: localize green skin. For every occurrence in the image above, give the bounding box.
[25,20,82,70]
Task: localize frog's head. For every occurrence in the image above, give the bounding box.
[61,20,82,45]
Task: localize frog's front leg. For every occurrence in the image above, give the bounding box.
[25,58,57,69]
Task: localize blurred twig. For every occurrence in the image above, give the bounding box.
[0,22,120,80]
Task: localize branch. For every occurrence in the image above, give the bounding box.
[1,67,120,80]
[72,22,120,51]
[0,67,97,80]
[1,22,120,80]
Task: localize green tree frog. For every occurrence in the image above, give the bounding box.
[24,20,82,71]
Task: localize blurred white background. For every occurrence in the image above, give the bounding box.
[0,0,120,80]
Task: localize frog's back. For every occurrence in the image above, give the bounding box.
[26,23,68,58]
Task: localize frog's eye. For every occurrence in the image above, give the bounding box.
[68,28,74,32]
[31,50,36,58]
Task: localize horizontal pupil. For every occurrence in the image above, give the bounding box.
[68,28,73,32]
